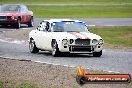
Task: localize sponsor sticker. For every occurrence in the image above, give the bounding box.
[76,66,131,85]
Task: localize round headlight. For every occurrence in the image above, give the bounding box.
[92,39,98,44]
[62,39,68,45]
[99,39,103,45]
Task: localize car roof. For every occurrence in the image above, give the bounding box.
[44,19,84,23]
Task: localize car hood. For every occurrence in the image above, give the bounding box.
[50,32,102,40]
[0,12,19,16]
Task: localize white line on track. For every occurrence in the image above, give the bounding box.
[0,38,28,45]
[0,56,122,74]
[26,3,132,6]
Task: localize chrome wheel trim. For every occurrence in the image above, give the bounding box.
[31,19,34,26]
[52,43,57,55]
[29,42,34,52]
[18,21,21,28]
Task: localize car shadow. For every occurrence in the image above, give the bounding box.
[38,51,93,58]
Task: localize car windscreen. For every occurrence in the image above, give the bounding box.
[52,22,88,32]
[0,5,20,12]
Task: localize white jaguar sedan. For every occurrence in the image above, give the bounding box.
[29,19,104,57]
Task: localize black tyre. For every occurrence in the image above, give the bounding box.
[28,17,34,27]
[29,40,39,53]
[52,41,60,57]
[76,76,87,85]
[15,19,21,29]
[93,50,102,57]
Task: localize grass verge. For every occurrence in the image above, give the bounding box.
[1,0,132,4]
[27,5,132,18]
[0,81,37,88]
[90,26,132,49]
[0,81,3,88]
[1,0,132,18]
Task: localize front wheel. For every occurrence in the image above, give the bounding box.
[52,41,60,57]
[29,40,39,53]
[15,19,21,29]
[93,50,102,57]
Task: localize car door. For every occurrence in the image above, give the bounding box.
[34,21,50,50]
[33,25,43,49]
[38,21,52,50]
[44,22,53,50]
[20,5,30,23]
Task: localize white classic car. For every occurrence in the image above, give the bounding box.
[29,19,103,57]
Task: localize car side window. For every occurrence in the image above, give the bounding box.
[20,5,28,12]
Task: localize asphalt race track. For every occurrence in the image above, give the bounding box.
[1,18,132,31]
[0,18,132,73]
[0,39,132,73]
[34,18,132,27]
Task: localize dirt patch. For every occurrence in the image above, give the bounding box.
[0,57,131,88]
[1,29,33,40]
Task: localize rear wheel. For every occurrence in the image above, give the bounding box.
[28,17,34,27]
[93,50,102,57]
[52,41,60,57]
[29,39,39,53]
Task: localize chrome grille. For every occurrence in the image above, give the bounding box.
[0,16,6,20]
[71,46,92,52]
[75,39,90,45]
